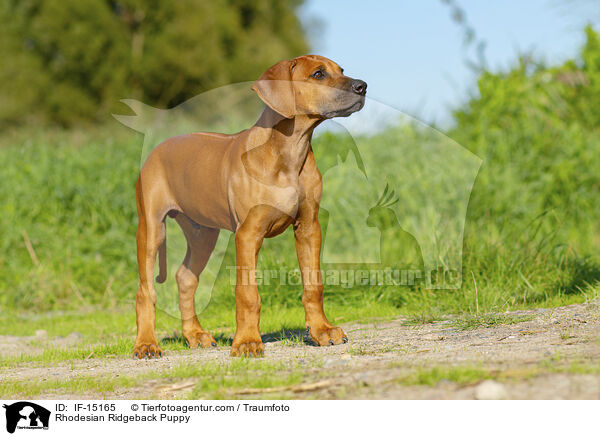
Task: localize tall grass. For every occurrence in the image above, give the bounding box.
[1,27,599,326]
[0,120,597,322]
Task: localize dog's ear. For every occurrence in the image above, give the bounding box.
[252,60,296,118]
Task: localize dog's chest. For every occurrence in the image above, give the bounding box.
[229,172,301,230]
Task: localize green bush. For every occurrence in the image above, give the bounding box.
[452,25,600,253]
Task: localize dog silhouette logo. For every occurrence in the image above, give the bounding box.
[115,82,481,297]
[2,402,50,433]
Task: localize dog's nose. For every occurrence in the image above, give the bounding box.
[351,79,367,95]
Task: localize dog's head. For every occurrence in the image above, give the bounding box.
[252,55,367,119]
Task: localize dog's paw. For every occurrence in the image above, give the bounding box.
[132,342,163,359]
[184,330,217,349]
[305,325,348,346]
[230,338,265,357]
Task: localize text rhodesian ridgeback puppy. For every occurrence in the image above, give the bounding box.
[133,55,367,358]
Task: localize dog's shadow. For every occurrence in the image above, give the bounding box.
[160,327,309,348]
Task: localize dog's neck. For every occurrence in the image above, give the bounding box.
[249,107,323,175]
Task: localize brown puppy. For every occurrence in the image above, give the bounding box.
[133,55,367,358]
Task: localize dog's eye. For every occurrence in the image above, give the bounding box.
[312,70,325,79]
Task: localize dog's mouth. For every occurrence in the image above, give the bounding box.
[323,99,365,119]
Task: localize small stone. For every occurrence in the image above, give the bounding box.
[474,380,507,400]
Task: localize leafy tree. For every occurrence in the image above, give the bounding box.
[0,0,309,126]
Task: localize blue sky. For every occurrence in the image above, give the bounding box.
[300,0,596,126]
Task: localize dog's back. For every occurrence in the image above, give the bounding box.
[140,131,242,230]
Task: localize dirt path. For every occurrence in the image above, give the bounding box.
[1,302,599,399]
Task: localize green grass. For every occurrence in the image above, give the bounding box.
[401,311,446,326]
[0,358,315,399]
[450,313,535,331]
[1,373,141,398]
[0,338,134,366]
[187,362,306,400]
[393,363,600,388]
[0,305,541,367]
[0,302,397,366]
[395,366,496,386]
[3,357,598,399]
[547,361,600,375]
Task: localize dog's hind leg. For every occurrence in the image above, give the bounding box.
[175,215,220,348]
[133,177,166,359]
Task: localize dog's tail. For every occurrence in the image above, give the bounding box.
[156,234,167,284]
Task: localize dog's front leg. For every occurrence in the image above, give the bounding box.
[230,208,268,357]
[294,209,348,346]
